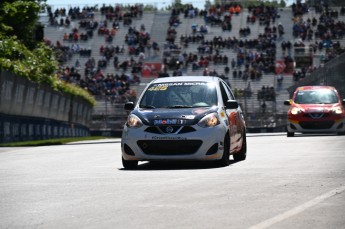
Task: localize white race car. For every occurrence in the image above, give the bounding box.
[121,76,247,169]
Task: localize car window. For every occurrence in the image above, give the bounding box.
[294,89,339,104]
[139,82,218,108]
[222,81,235,100]
[219,81,233,104]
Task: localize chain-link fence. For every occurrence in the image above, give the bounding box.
[90,50,345,134]
[89,95,130,133]
[287,52,345,99]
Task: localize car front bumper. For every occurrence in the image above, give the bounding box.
[286,117,345,133]
[121,124,227,161]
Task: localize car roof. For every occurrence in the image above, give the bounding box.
[150,76,222,84]
[296,86,336,91]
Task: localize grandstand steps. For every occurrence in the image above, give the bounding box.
[92,100,128,116]
[85,12,154,76]
[167,9,281,114]
[237,9,263,39]
[275,7,295,60]
[297,7,345,68]
[175,15,205,39]
[148,12,171,61]
[274,74,294,114]
[135,76,156,97]
[44,12,161,79]
[236,74,276,113]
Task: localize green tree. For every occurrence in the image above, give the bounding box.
[0,0,95,106]
[0,0,46,49]
[280,0,287,7]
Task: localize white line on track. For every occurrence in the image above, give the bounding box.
[248,185,345,229]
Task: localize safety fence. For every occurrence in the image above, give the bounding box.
[287,52,345,99]
[89,95,129,136]
[88,95,288,135]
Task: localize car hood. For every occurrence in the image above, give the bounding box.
[293,103,341,113]
[132,107,218,126]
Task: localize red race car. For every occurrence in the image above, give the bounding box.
[284,86,345,137]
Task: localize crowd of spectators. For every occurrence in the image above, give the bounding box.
[47,5,96,26]
[292,8,345,42]
[161,1,282,90]
[44,1,344,117]
[247,4,279,26]
[233,81,253,98]
[257,85,276,102]
[44,4,151,105]
[290,0,345,79]
[155,2,293,116]
[57,61,139,104]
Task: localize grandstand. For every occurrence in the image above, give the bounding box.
[41,2,345,134]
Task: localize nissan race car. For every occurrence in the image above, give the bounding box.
[121,76,247,169]
[284,86,345,137]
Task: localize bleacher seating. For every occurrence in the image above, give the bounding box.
[41,2,345,131]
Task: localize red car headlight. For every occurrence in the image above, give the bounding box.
[331,107,343,114]
[290,107,303,115]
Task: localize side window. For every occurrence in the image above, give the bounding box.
[222,82,235,100]
[219,82,231,104]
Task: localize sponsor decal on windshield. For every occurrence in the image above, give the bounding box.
[148,82,209,91]
[148,85,168,91]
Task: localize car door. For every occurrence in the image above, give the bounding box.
[219,81,243,152]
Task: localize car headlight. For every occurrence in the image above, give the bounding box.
[126,114,143,128]
[332,107,343,114]
[197,113,220,128]
[291,107,302,115]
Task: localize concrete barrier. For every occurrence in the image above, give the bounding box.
[0,70,93,143]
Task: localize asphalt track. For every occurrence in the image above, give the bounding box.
[0,133,344,229]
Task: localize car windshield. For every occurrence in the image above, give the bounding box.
[139,82,218,108]
[294,89,339,104]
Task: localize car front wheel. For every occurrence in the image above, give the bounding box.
[337,130,345,135]
[287,132,294,137]
[122,157,138,169]
[217,135,231,167]
[233,133,247,161]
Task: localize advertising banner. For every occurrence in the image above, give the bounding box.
[141,63,161,77]
[275,60,286,74]
[275,60,294,74]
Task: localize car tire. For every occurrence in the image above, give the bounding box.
[122,157,138,169]
[217,135,231,167]
[233,133,247,161]
[287,132,294,137]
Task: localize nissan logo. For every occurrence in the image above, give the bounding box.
[165,126,174,133]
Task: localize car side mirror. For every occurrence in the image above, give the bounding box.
[284,100,291,106]
[124,102,134,111]
[342,99,345,106]
[226,100,239,109]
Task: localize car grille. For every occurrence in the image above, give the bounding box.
[145,126,196,134]
[137,140,202,155]
[299,121,334,129]
[303,113,330,119]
